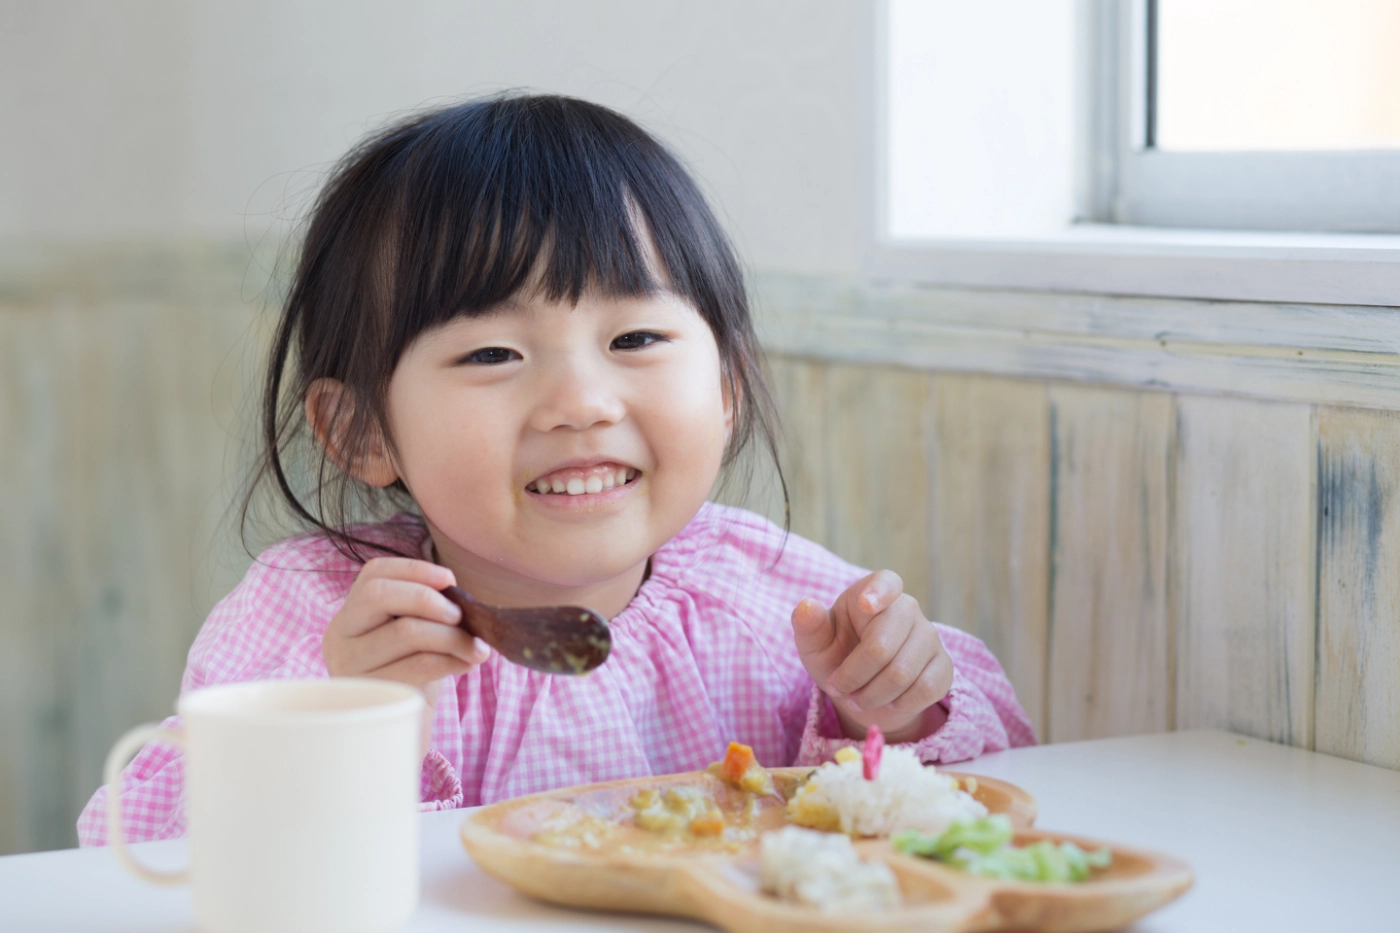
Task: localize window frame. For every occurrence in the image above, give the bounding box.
[869,0,1400,307]
[1098,0,1400,233]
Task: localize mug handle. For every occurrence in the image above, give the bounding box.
[103,722,190,885]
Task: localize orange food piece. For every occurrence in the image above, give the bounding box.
[720,741,755,785]
[689,810,725,836]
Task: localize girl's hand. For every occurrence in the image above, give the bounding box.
[791,570,953,744]
[322,557,490,703]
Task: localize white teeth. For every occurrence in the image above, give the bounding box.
[531,468,636,495]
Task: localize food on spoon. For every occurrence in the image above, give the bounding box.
[759,826,902,911]
[893,815,1113,882]
[787,744,986,837]
[707,741,778,797]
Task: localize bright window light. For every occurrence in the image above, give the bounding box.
[1156,0,1400,152]
[885,0,1077,240]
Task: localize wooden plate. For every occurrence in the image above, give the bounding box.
[460,767,1189,933]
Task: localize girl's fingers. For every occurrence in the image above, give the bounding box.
[855,569,904,617]
[835,571,905,635]
[350,616,488,672]
[339,577,462,637]
[849,623,949,712]
[368,652,477,689]
[887,649,956,714]
[823,594,918,698]
[791,599,852,689]
[358,556,457,590]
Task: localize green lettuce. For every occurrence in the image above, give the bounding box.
[893,816,1112,883]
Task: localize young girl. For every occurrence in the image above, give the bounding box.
[80,94,1033,845]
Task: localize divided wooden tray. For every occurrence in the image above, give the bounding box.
[460,767,1192,933]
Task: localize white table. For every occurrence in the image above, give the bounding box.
[3,730,1397,932]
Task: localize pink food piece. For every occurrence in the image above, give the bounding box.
[862,724,885,780]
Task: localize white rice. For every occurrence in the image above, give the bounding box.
[787,745,987,838]
[758,826,901,911]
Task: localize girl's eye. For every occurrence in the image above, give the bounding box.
[611,331,669,351]
[460,347,521,365]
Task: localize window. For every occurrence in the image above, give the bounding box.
[1100,0,1400,232]
[877,0,1400,305]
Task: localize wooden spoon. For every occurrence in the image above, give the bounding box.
[440,585,611,676]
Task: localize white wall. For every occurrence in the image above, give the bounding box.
[0,0,869,276]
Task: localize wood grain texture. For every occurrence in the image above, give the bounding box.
[755,274,1400,355]
[754,274,1400,411]
[1316,407,1400,769]
[0,250,267,854]
[0,306,73,857]
[822,362,933,609]
[929,374,1051,740]
[1172,397,1316,747]
[1046,386,1175,743]
[767,355,831,544]
[711,355,831,540]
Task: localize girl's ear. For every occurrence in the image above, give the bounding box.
[304,378,400,487]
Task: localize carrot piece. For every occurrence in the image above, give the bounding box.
[720,741,756,785]
[689,810,725,836]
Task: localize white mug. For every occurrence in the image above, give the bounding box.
[104,678,424,933]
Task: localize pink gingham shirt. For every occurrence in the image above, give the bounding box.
[79,503,1034,846]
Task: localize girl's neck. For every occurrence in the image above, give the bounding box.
[424,528,650,620]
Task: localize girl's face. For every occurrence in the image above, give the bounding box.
[377,287,732,610]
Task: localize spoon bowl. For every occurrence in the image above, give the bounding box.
[441,585,611,675]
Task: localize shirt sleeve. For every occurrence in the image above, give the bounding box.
[77,546,338,847]
[419,751,465,811]
[75,637,332,847]
[794,623,1037,766]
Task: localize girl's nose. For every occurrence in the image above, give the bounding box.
[528,358,627,433]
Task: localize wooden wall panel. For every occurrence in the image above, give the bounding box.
[64,302,264,837]
[1172,397,1316,747]
[1316,407,1400,770]
[929,374,1051,739]
[0,307,74,856]
[1046,386,1175,743]
[822,363,933,609]
[766,355,831,544]
[0,297,262,854]
[713,355,831,543]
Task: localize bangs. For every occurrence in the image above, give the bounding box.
[344,95,731,364]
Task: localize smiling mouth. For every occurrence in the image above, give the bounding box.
[527,464,639,496]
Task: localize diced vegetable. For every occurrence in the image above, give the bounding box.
[862,725,885,780]
[893,814,1013,859]
[689,810,725,836]
[893,816,1113,883]
[720,742,756,785]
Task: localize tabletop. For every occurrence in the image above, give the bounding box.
[3,729,1397,932]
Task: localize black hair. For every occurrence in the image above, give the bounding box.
[242,93,786,561]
